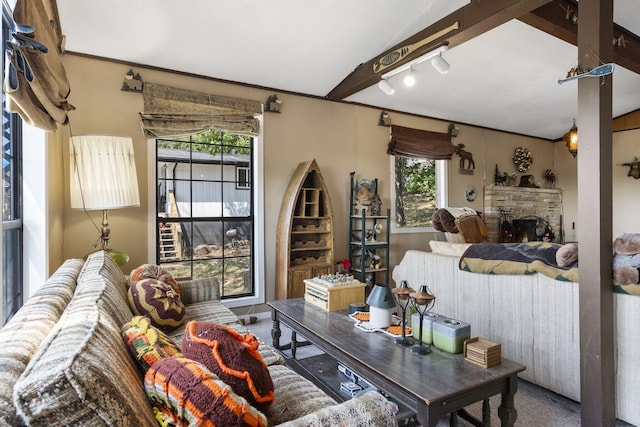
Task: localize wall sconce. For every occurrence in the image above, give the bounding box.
[366,283,396,328]
[70,135,141,265]
[563,119,578,158]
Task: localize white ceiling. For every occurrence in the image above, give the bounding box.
[56,0,640,140]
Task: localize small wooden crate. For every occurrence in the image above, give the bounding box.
[304,279,365,312]
[464,337,502,368]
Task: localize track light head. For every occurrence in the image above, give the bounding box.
[404,68,416,87]
[432,54,450,74]
[378,79,395,95]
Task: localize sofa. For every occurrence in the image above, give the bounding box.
[0,250,397,427]
[392,248,640,426]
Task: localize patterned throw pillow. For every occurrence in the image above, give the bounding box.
[182,321,275,411]
[122,315,183,372]
[145,357,268,427]
[128,278,185,332]
[130,264,180,295]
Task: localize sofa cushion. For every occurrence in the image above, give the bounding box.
[13,250,158,427]
[128,278,185,332]
[182,321,275,411]
[276,390,397,427]
[130,263,180,295]
[145,357,268,427]
[122,315,183,372]
[265,364,336,425]
[0,258,84,427]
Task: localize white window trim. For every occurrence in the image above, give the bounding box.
[146,118,265,308]
[389,156,448,234]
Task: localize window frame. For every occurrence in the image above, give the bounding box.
[150,128,265,309]
[2,16,24,325]
[389,155,448,234]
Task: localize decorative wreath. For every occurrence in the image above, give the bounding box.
[513,147,533,173]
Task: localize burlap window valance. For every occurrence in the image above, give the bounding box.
[387,125,454,160]
[139,83,262,138]
[4,0,73,131]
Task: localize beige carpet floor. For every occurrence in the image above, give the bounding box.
[246,316,634,427]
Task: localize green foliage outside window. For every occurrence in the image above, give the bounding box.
[158,129,251,154]
[394,157,437,229]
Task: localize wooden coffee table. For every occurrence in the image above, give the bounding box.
[268,298,526,427]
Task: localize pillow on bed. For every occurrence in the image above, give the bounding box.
[429,241,472,257]
[455,215,487,243]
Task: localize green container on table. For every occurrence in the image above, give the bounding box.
[432,318,471,354]
[411,312,443,345]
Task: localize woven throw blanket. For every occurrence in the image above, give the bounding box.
[459,242,579,282]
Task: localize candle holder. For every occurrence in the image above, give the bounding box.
[391,280,415,347]
[409,285,436,355]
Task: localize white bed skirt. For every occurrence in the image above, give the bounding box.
[392,250,640,425]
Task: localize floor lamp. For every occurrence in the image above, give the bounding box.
[69,135,140,265]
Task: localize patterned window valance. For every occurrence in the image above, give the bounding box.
[387,125,454,160]
[139,83,262,138]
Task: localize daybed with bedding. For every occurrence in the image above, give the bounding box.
[392,242,640,426]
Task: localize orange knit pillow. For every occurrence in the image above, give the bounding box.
[145,357,267,427]
[182,321,274,411]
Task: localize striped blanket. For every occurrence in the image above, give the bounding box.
[459,242,579,282]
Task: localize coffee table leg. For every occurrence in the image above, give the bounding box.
[482,399,491,425]
[271,315,281,349]
[497,375,518,426]
[291,331,298,359]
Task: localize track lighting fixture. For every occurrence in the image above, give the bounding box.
[377,44,449,95]
[378,79,395,95]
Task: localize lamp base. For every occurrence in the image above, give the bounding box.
[410,343,432,355]
[395,336,415,347]
[84,248,130,267]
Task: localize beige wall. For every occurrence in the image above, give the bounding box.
[53,54,639,309]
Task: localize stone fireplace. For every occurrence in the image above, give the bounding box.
[483,186,563,243]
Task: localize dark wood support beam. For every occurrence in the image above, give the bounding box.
[326,0,552,101]
[576,0,615,425]
[519,0,640,74]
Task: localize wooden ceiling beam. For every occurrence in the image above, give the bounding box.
[519,0,640,74]
[326,0,552,101]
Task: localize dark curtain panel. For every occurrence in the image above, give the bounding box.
[4,0,72,131]
[139,83,262,138]
[387,125,454,159]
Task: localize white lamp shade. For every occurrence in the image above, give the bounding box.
[70,135,140,210]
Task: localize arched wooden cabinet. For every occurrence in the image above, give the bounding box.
[275,159,334,300]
